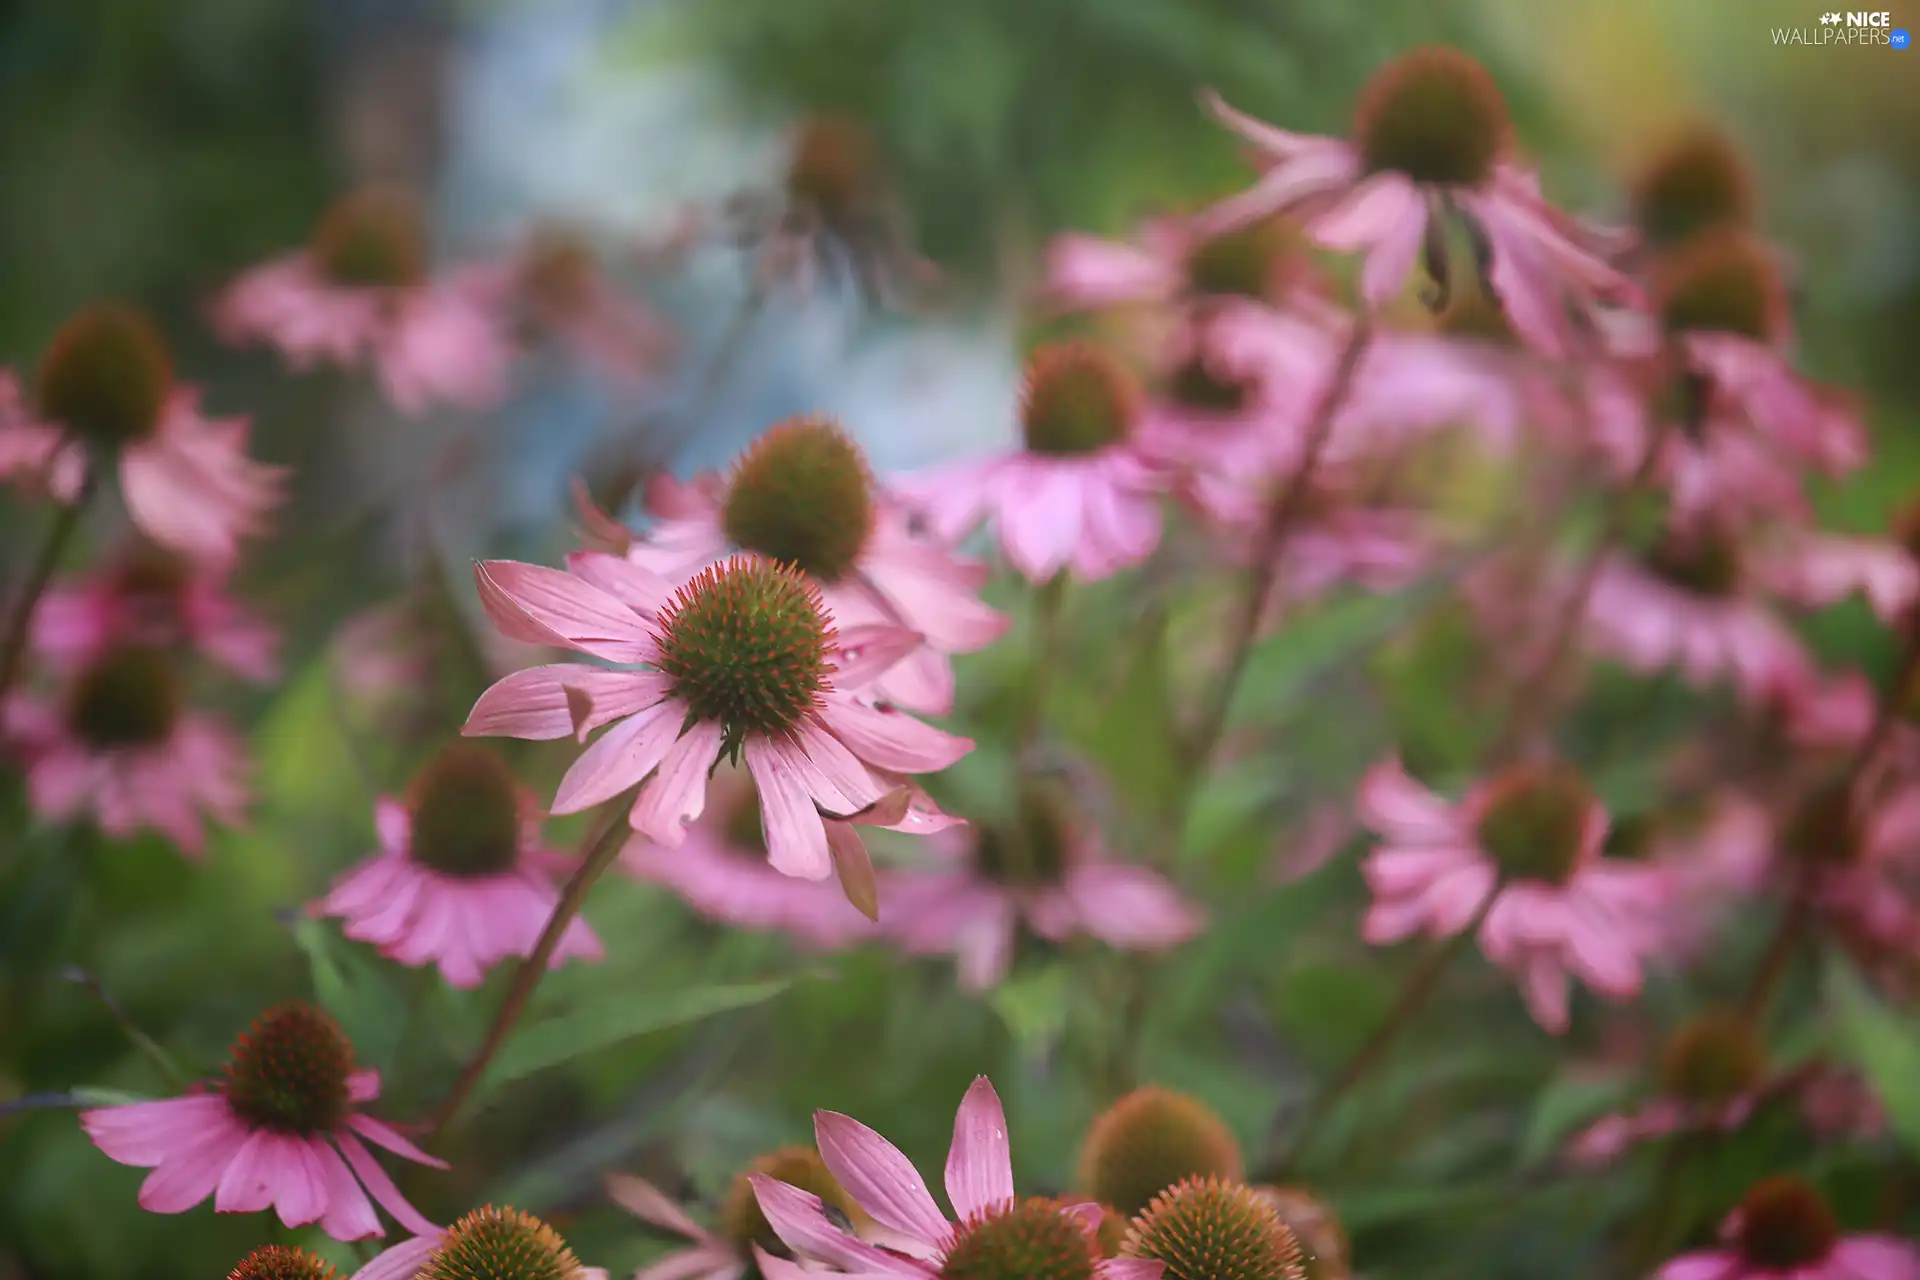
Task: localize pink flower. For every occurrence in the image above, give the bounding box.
[622,419,1008,716]
[462,554,972,894]
[1042,214,1316,312]
[1655,1175,1919,1280]
[1633,794,1773,958]
[749,1076,1164,1280]
[80,1002,445,1241]
[1358,758,1669,1032]
[619,765,891,948]
[214,190,513,417]
[1803,782,1920,954]
[312,745,603,988]
[882,797,1201,990]
[32,542,279,682]
[897,342,1168,584]
[1566,1012,1769,1167]
[494,227,676,388]
[4,645,248,855]
[1197,48,1633,356]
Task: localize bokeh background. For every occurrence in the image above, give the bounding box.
[1,0,1916,1276]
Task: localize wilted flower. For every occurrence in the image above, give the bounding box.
[312,743,603,988]
[215,189,514,417]
[621,417,1008,716]
[347,1206,609,1280]
[1077,1088,1244,1220]
[80,1002,444,1241]
[3,643,248,855]
[1198,47,1634,355]
[0,307,286,565]
[1357,758,1669,1032]
[1654,1175,1920,1280]
[749,1076,1165,1280]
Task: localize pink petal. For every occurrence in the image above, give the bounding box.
[551,700,687,815]
[745,740,831,879]
[314,1139,384,1241]
[813,1112,953,1249]
[630,719,725,844]
[748,1175,928,1276]
[82,1095,233,1166]
[472,560,656,664]
[1099,1262,1168,1280]
[831,624,926,690]
[606,1173,716,1243]
[944,1076,1015,1221]
[345,1115,451,1170]
[818,698,973,773]
[464,665,668,740]
[1042,234,1178,308]
[1355,758,1460,843]
[136,1121,249,1214]
[566,550,676,617]
[347,1235,444,1280]
[334,1131,439,1237]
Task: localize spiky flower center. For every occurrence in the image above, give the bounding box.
[419,1206,587,1280]
[787,115,876,225]
[1734,1176,1838,1269]
[973,790,1076,889]
[312,190,427,289]
[1078,1087,1245,1219]
[228,1245,342,1280]
[35,304,172,450]
[1184,220,1295,301]
[1654,231,1781,344]
[1659,1012,1766,1105]
[1633,130,1754,249]
[1123,1176,1306,1280]
[653,558,835,744]
[1020,343,1139,456]
[1354,47,1509,188]
[1780,779,1862,869]
[1643,528,1743,598]
[720,1146,860,1258]
[63,645,181,751]
[721,418,876,583]
[221,1002,355,1135]
[1472,765,1595,886]
[939,1198,1099,1280]
[1166,355,1256,417]
[407,743,524,878]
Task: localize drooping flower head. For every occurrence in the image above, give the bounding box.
[1077,1089,1245,1220]
[1631,127,1755,250]
[1042,213,1311,315]
[313,742,602,987]
[349,1206,613,1280]
[1655,1175,1920,1280]
[1569,1010,1771,1165]
[230,1246,343,1280]
[1653,229,1789,349]
[1122,1177,1306,1280]
[4,642,250,854]
[0,305,287,564]
[746,1077,1164,1280]
[1199,46,1634,356]
[897,342,1167,583]
[80,1001,444,1240]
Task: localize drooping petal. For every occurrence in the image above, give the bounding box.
[746,740,831,879]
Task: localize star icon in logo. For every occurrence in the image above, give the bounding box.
[1821,11,1842,22]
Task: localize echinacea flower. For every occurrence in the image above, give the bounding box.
[214,189,513,417]
[621,417,1007,716]
[32,540,279,682]
[227,1245,344,1280]
[881,786,1201,990]
[1197,47,1634,356]
[1043,214,1310,314]
[1654,1175,1920,1280]
[1121,1176,1308,1280]
[1568,1011,1770,1165]
[1357,758,1669,1032]
[4,643,248,855]
[618,765,888,948]
[748,1076,1165,1280]
[494,225,675,387]
[1076,1088,1245,1220]
[1607,794,1771,958]
[462,553,971,897]
[0,307,286,565]
[1629,126,1756,252]
[608,1145,871,1280]
[1777,779,1920,958]
[347,1206,609,1280]
[80,1002,444,1241]
[896,342,1168,583]
[312,743,602,988]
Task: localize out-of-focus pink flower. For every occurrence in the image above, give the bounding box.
[619,765,887,948]
[346,1209,609,1280]
[1799,781,1920,955]
[1765,533,1919,629]
[462,554,970,903]
[493,226,676,388]
[1357,758,1668,1033]
[882,792,1201,990]
[1042,214,1314,312]
[1197,47,1635,356]
[1798,1067,1888,1144]
[1628,794,1772,957]
[214,190,514,418]
[0,311,287,568]
[4,645,248,855]
[1775,668,1920,772]
[32,542,279,682]
[619,419,1007,717]
[1654,1175,1920,1280]
[895,342,1168,584]
[750,1076,1165,1280]
[80,1002,445,1241]
[1567,1012,1768,1166]
[313,744,602,988]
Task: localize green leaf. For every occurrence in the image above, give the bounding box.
[1515,1070,1638,1169]
[290,917,410,1069]
[1076,608,1182,822]
[474,979,792,1102]
[1827,955,1920,1154]
[987,963,1073,1060]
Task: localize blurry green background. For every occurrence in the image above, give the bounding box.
[1,0,1916,1276]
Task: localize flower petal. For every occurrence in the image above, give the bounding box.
[944,1076,1015,1221]
[749,1175,928,1275]
[473,560,657,664]
[630,719,725,845]
[814,1110,953,1249]
[551,700,687,815]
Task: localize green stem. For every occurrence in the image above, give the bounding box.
[425,797,634,1141]
[0,470,95,705]
[1015,573,1068,756]
[62,968,188,1090]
